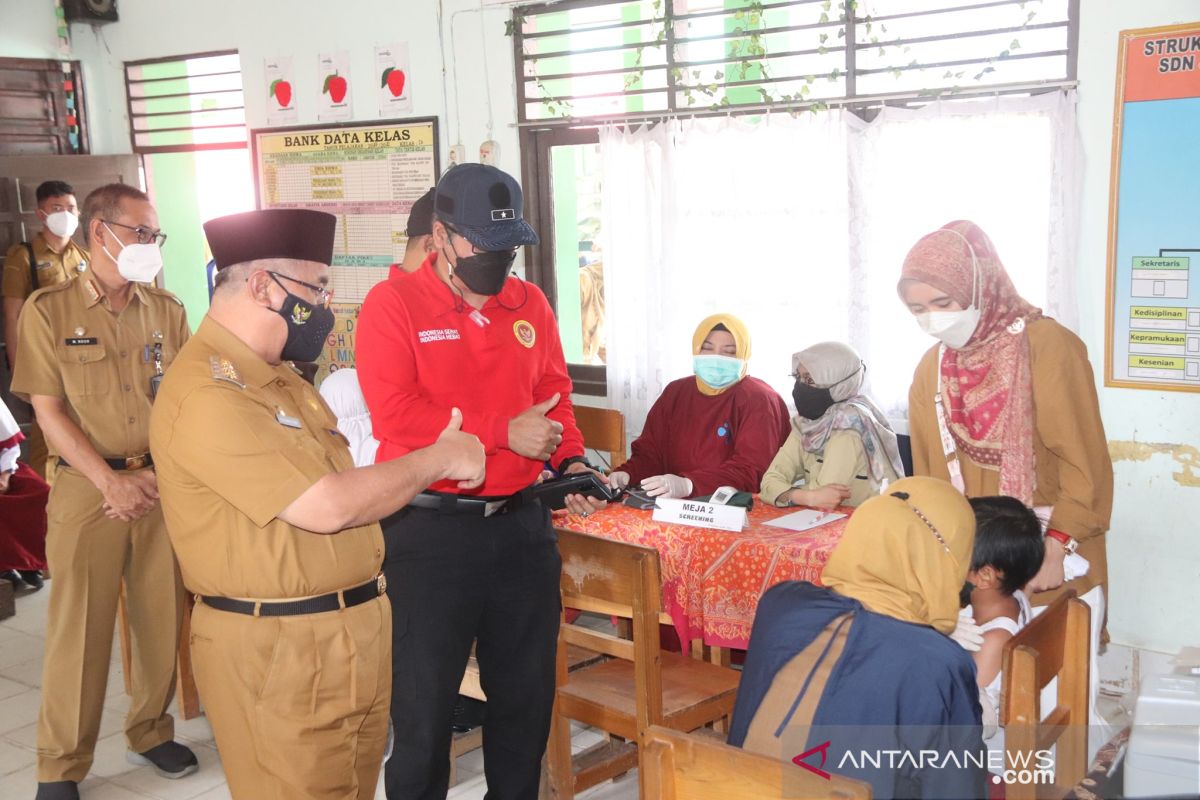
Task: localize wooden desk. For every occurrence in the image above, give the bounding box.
[558,502,850,652]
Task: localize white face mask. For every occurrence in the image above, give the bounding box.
[43,210,79,239]
[916,307,981,350]
[913,228,982,350]
[102,223,163,283]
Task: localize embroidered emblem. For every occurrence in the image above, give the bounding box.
[210,356,245,389]
[513,320,536,349]
[74,326,86,337]
[291,304,312,325]
[491,208,515,221]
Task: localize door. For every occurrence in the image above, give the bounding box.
[0,154,140,419]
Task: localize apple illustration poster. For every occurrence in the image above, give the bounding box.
[317,51,353,122]
[375,43,413,116]
[265,57,297,126]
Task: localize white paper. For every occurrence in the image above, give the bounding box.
[375,43,412,116]
[318,51,353,122]
[264,57,297,126]
[763,509,846,532]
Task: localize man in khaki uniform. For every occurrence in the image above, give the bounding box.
[150,208,485,800]
[3,180,89,482]
[12,184,197,800]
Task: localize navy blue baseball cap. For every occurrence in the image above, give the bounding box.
[434,163,539,251]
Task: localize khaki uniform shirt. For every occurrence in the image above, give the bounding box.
[2,232,89,299]
[149,316,384,600]
[10,274,190,459]
[760,428,897,509]
[908,317,1113,604]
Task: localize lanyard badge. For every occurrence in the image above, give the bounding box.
[149,342,164,400]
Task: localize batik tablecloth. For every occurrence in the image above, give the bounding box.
[558,502,851,650]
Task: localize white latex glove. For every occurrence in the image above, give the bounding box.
[641,474,693,499]
[979,687,999,740]
[608,471,630,491]
[950,609,984,652]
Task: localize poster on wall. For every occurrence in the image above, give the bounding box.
[251,117,440,384]
[264,57,297,126]
[1105,22,1200,393]
[317,51,353,122]
[375,43,413,116]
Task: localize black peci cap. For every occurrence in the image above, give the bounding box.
[405,188,436,238]
[434,164,539,251]
[203,209,337,270]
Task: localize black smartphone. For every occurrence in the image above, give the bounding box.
[530,472,615,510]
[622,488,657,510]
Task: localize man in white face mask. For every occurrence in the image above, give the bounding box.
[11,184,198,800]
[2,180,88,482]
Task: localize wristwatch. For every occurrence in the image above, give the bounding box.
[557,455,596,474]
[1044,528,1078,555]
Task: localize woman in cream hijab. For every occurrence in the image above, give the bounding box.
[729,477,986,800]
[609,313,789,499]
[761,341,902,509]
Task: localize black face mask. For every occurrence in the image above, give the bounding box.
[275,292,335,363]
[792,381,835,420]
[447,245,517,296]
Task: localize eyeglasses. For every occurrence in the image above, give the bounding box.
[103,220,167,248]
[268,271,333,309]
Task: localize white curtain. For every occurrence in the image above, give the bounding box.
[601,91,1081,432]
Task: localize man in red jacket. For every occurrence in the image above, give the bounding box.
[357,163,603,800]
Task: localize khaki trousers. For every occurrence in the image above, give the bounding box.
[36,468,184,783]
[25,420,49,480]
[190,594,391,800]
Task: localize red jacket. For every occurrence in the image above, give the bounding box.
[619,375,789,497]
[356,255,584,496]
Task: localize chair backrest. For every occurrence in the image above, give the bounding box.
[641,726,872,800]
[556,527,664,730]
[573,405,627,468]
[1001,591,1090,800]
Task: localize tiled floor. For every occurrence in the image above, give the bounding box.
[0,582,637,800]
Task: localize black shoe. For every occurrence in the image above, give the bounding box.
[126,740,199,779]
[0,570,20,586]
[17,570,43,590]
[34,781,79,800]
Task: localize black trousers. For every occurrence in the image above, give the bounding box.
[382,500,561,800]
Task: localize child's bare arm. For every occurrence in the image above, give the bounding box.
[972,629,1012,689]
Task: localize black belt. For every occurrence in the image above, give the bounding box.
[199,575,386,617]
[58,453,152,471]
[409,489,533,517]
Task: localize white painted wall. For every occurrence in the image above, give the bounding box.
[0,0,62,59]
[3,0,1198,654]
[1075,0,1200,656]
[0,0,518,172]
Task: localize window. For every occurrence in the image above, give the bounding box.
[513,0,1078,122]
[124,51,254,323]
[515,0,1079,395]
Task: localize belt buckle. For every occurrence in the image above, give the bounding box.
[376,573,387,595]
[483,500,507,518]
[125,454,147,470]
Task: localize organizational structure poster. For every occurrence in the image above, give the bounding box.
[251,117,440,383]
[1106,22,1200,392]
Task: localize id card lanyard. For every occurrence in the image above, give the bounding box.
[933,344,967,495]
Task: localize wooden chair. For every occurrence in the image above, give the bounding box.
[641,725,871,800]
[545,528,741,799]
[573,406,626,469]
[1001,591,1091,800]
[117,584,201,720]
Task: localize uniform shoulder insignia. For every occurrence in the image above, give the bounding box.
[210,355,246,389]
[286,361,304,376]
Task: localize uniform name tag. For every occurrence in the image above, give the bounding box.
[64,337,98,346]
[652,497,747,532]
[275,409,302,429]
